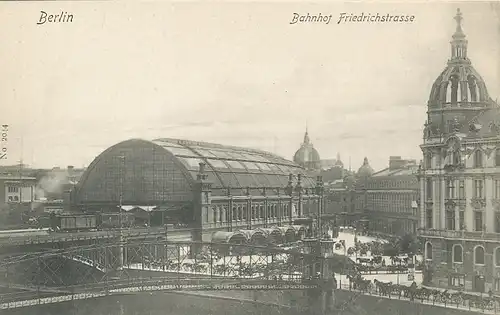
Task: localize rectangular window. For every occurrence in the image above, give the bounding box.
[496,213,500,233]
[496,180,500,199]
[474,180,484,199]
[446,179,455,199]
[450,275,465,287]
[474,211,483,232]
[426,208,433,228]
[459,180,465,199]
[459,211,465,230]
[426,178,433,199]
[425,154,432,169]
[7,186,19,193]
[446,210,455,230]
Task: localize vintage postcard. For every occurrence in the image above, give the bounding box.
[0,1,499,315]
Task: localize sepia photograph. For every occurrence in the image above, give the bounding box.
[0,1,499,314]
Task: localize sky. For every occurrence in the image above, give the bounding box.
[0,1,499,172]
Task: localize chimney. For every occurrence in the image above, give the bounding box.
[389,156,405,170]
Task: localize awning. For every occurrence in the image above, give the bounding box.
[211,231,247,243]
[121,205,155,212]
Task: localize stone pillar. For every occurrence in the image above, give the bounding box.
[440,177,446,230]
[301,238,335,315]
[191,163,212,257]
[419,174,425,229]
[465,178,473,232]
[486,177,494,233]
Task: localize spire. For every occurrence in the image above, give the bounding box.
[363,157,369,165]
[454,8,464,35]
[450,8,469,62]
[303,124,310,145]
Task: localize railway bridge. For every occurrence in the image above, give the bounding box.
[1,236,499,315]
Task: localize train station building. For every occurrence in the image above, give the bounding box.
[71,138,326,243]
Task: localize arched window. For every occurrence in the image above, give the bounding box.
[425,242,433,260]
[474,150,483,168]
[219,207,224,223]
[495,149,500,167]
[474,246,485,265]
[213,208,218,223]
[452,244,463,263]
[232,206,237,221]
[495,247,500,267]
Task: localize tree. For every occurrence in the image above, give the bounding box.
[398,233,418,254]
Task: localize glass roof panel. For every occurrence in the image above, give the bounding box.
[256,163,272,171]
[207,159,228,169]
[178,157,205,170]
[167,147,198,157]
[209,150,233,159]
[154,140,184,148]
[193,149,219,158]
[234,174,259,187]
[226,160,246,169]
[218,173,242,188]
[241,161,261,170]
[267,164,283,173]
[264,174,286,187]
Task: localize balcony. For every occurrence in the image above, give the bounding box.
[418,228,500,242]
[443,163,465,173]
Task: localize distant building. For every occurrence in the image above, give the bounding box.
[357,156,419,235]
[293,128,321,172]
[0,174,37,207]
[324,172,356,226]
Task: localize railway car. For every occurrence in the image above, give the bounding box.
[51,213,98,231]
[99,212,135,229]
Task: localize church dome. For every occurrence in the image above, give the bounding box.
[357,157,374,178]
[428,9,496,109]
[293,129,321,170]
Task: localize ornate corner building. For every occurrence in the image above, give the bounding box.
[417,9,500,292]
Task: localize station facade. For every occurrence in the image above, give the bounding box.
[72,138,326,244]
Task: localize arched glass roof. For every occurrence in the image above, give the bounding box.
[152,138,316,193]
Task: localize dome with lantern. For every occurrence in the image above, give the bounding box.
[293,128,321,171]
[428,9,496,109]
[357,157,374,178]
[425,9,499,140]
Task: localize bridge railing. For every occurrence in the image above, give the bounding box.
[0,276,321,309]
[338,283,499,314]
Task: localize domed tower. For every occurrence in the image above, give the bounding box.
[419,9,500,291]
[335,153,344,168]
[357,157,374,178]
[425,8,497,139]
[293,127,321,171]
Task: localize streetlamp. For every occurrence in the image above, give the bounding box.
[285,174,294,226]
[117,155,125,271]
[315,176,324,238]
